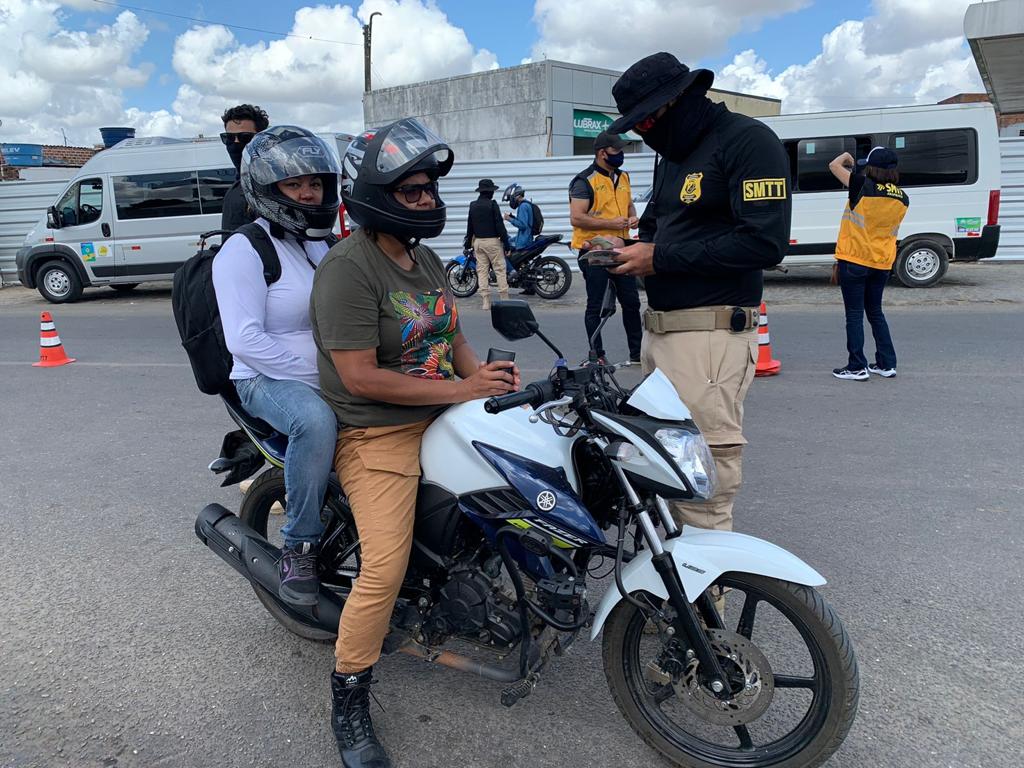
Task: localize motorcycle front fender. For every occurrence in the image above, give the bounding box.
[589,526,826,640]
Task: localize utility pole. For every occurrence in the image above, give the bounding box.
[363,11,382,93]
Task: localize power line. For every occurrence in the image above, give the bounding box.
[89,0,362,47]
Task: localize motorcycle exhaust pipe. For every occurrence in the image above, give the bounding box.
[195,503,343,632]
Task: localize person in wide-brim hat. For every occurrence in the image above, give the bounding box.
[475,178,500,193]
[607,52,713,135]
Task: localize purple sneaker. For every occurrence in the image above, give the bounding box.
[279,542,319,606]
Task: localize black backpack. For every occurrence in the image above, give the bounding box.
[529,201,544,235]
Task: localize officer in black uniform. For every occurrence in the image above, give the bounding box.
[607,52,792,543]
[464,178,512,309]
[220,104,270,231]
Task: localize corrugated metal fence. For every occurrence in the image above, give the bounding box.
[999,137,1024,260]
[0,178,71,285]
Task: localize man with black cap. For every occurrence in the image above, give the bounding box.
[464,178,511,310]
[570,130,642,365]
[605,52,792,542]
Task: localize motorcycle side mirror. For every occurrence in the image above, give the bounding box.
[46,205,61,229]
[491,300,538,341]
[600,280,618,319]
[491,300,565,360]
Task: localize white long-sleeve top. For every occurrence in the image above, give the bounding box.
[212,219,330,389]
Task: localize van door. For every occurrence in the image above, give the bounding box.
[111,169,224,280]
[52,176,117,282]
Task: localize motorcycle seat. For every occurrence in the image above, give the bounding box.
[221,389,278,441]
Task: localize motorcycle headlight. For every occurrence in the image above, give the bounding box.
[655,428,717,500]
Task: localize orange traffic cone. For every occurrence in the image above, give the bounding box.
[32,311,76,367]
[755,301,780,377]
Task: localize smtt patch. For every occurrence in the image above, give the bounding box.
[680,172,703,204]
[742,178,787,201]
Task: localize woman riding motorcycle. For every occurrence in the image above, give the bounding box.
[212,125,340,607]
[309,119,520,768]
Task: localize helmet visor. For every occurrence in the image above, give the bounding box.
[375,120,453,180]
[245,135,340,187]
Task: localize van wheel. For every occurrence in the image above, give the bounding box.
[110,283,139,293]
[37,261,83,303]
[895,241,948,288]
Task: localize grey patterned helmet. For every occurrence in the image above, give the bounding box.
[240,125,340,240]
[502,182,525,208]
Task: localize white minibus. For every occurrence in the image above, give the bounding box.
[636,103,1002,287]
[16,134,351,303]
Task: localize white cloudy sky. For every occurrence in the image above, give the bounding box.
[0,0,984,146]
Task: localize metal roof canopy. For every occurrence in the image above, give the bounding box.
[966,0,1024,114]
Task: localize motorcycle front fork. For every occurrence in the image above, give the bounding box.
[611,465,732,697]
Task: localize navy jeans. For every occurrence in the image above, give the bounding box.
[235,375,337,547]
[838,261,897,370]
[582,262,643,359]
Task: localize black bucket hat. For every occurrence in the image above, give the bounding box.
[475,178,500,193]
[608,52,714,135]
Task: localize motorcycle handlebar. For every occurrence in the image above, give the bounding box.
[484,381,554,414]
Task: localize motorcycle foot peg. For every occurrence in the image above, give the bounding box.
[500,673,539,708]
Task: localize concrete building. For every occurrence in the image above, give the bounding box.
[363,60,781,160]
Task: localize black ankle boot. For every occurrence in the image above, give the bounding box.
[330,668,392,768]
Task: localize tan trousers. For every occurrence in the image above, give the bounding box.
[641,318,758,532]
[333,419,430,673]
[473,236,508,310]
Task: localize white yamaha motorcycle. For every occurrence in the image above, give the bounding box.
[197,293,858,768]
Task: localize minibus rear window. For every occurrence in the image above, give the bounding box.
[884,129,977,187]
[198,168,236,215]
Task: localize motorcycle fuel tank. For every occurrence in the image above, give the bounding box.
[420,399,579,497]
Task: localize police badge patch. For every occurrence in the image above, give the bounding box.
[680,172,703,204]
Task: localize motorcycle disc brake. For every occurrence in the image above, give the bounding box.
[675,629,775,726]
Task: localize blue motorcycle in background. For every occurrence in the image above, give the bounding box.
[446,233,573,300]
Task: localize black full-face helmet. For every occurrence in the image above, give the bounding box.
[341,118,454,244]
[241,125,340,240]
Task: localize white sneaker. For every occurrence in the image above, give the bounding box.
[868,364,897,378]
[832,367,869,381]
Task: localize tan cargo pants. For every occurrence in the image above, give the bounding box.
[333,419,431,673]
[641,314,758,532]
[473,236,508,310]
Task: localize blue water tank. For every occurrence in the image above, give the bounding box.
[0,143,44,166]
[99,127,136,148]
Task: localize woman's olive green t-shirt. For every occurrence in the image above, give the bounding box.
[310,229,460,427]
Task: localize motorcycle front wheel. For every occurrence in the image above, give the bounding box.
[445,261,478,298]
[239,468,358,643]
[530,256,572,300]
[602,573,858,768]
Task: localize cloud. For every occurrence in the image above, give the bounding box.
[531,0,809,70]
[715,1,983,113]
[0,0,499,145]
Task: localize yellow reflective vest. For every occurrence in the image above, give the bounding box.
[570,166,632,249]
[835,176,910,270]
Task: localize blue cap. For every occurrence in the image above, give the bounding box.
[857,146,898,170]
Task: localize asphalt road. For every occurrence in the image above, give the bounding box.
[1,277,1021,768]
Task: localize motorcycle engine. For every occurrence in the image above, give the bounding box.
[429,569,522,648]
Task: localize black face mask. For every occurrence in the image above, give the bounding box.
[641,92,715,162]
[226,140,246,174]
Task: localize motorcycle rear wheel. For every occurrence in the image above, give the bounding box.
[445,261,478,298]
[602,573,858,768]
[530,256,572,300]
[238,468,353,643]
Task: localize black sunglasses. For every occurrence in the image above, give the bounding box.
[219,131,256,146]
[393,181,438,204]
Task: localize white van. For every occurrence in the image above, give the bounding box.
[16,134,351,303]
[635,103,1002,287]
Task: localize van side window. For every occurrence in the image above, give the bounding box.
[885,129,976,187]
[197,168,237,215]
[55,178,103,227]
[795,137,856,192]
[113,171,202,220]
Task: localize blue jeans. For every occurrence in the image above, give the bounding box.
[838,261,897,370]
[235,375,337,548]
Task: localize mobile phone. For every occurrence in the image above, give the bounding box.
[486,348,516,364]
[582,249,621,268]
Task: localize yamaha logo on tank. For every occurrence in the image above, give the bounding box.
[536,490,557,511]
